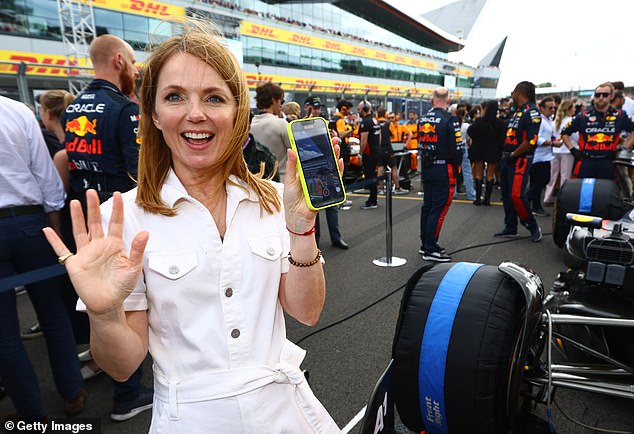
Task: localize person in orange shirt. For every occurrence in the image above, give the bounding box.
[405,110,419,172]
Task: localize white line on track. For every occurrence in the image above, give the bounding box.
[341,406,367,434]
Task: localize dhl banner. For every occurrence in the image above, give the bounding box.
[0,50,463,98]
[245,72,463,98]
[86,0,184,19]
[0,51,91,78]
[241,20,471,77]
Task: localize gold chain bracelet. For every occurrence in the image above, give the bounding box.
[288,249,322,267]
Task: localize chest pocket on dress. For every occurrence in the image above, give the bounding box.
[248,235,282,261]
[148,250,197,280]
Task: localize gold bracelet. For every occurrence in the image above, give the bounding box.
[288,249,322,267]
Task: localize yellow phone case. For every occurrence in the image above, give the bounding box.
[287,117,346,211]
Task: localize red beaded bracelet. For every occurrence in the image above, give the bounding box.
[287,223,316,236]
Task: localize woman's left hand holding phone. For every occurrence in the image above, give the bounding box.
[283,144,343,233]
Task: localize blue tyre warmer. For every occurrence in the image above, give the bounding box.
[392,263,524,434]
[552,178,626,247]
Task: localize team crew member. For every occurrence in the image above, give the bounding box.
[333,100,353,168]
[62,35,140,204]
[561,82,634,179]
[405,110,419,172]
[376,107,405,194]
[358,100,381,209]
[60,34,153,421]
[418,87,462,263]
[495,81,542,242]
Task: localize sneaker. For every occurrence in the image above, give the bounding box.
[77,349,93,363]
[421,251,452,263]
[20,322,42,339]
[418,245,447,255]
[493,228,519,238]
[111,388,154,422]
[393,188,408,195]
[360,202,378,210]
[532,209,549,217]
[530,226,543,242]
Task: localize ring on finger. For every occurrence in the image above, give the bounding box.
[58,252,74,265]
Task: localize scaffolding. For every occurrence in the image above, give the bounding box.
[57,0,96,94]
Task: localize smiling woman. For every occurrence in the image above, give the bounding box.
[43,19,342,434]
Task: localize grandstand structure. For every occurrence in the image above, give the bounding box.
[0,0,502,110]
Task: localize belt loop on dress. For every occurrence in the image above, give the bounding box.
[168,380,179,420]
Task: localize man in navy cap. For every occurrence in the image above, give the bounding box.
[304,96,323,118]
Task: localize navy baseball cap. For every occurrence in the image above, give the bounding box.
[304,96,321,107]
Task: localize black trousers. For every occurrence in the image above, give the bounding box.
[528,161,551,211]
[362,153,378,205]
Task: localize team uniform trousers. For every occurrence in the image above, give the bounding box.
[500,156,539,232]
[420,163,455,252]
[95,171,339,433]
[0,212,82,419]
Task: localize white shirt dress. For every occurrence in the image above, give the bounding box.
[99,171,340,434]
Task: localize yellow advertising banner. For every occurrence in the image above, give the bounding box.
[0,50,91,77]
[240,20,474,75]
[89,0,184,19]
[0,50,462,98]
[245,72,463,98]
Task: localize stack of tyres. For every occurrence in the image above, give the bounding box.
[552,178,627,247]
[392,262,526,434]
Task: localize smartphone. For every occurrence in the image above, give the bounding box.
[288,117,346,211]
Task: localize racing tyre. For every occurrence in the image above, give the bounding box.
[392,262,525,434]
[553,178,626,247]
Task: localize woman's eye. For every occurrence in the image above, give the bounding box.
[207,95,224,104]
[165,93,181,102]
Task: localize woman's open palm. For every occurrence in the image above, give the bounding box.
[43,190,149,316]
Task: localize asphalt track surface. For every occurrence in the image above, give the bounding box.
[3,181,634,434]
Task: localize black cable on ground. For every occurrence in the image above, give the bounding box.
[294,233,551,345]
[553,397,632,434]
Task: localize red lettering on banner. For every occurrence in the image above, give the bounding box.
[250,24,275,38]
[295,79,317,89]
[375,52,387,60]
[352,47,366,55]
[10,55,78,76]
[129,0,170,16]
[291,34,312,45]
[394,56,406,63]
[324,41,341,50]
[333,82,351,89]
[412,59,422,66]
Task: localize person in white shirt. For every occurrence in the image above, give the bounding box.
[43,22,340,434]
[0,95,85,421]
[528,97,560,216]
[544,100,577,205]
[250,82,291,180]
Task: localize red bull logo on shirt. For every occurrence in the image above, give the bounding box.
[420,123,436,134]
[587,133,612,143]
[65,116,97,137]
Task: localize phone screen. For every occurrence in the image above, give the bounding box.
[290,118,345,209]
